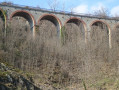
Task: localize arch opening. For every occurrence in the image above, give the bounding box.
[90,21,110,58]
[38,14,61,38]
[91,21,109,34]
[0,8,6,29]
[67,19,81,26]
[0,9,5,47]
[10,11,35,32]
[63,18,86,45]
[40,15,58,26]
[0,10,5,22]
[0,11,4,29]
[91,21,109,41]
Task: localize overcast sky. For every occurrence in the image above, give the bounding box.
[0,0,119,16]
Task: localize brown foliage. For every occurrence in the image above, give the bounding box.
[0,16,119,89]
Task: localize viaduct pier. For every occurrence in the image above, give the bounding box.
[0,3,119,48]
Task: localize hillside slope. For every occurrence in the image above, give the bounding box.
[0,62,41,90]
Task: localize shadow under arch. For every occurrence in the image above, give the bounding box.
[0,8,7,29]
[90,20,110,33]
[10,10,36,35]
[64,17,87,31]
[90,20,111,48]
[37,14,62,36]
[64,17,87,43]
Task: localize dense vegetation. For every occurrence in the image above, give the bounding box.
[0,14,119,90]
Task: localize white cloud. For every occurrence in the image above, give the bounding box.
[111,6,119,16]
[71,2,119,16]
[72,3,106,14]
[72,4,88,14]
[91,3,105,12]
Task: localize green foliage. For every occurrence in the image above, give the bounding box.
[0,70,10,77]
[12,68,23,74]
[82,79,87,90]
[115,79,119,88]
[89,77,119,89]
[3,10,7,16]
[25,72,34,83]
[15,49,21,57]
[60,26,66,45]
[35,25,39,32]
[0,9,7,22]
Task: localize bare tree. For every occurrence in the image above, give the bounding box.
[112,14,119,20]
[0,9,119,89]
[62,2,65,13]
[48,0,59,11]
[93,7,109,18]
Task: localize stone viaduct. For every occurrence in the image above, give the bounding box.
[0,3,119,48]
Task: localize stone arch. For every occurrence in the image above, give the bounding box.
[10,10,36,34]
[64,17,87,31]
[90,20,110,33]
[90,20,111,48]
[38,14,62,35]
[63,17,87,43]
[0,8,7,29]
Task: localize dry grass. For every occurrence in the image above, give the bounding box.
[0,16,119,89]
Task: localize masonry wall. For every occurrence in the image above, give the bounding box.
[0,4,119,48]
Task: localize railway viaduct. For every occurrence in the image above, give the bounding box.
[0,3,119,48]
